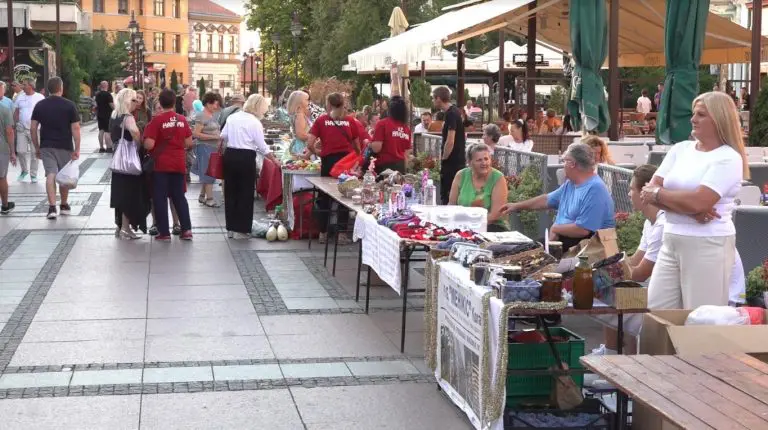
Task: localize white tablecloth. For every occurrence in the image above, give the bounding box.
[353,212,404,294]
[282,170,319,230]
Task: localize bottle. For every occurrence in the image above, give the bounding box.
[361,169,377,209]
[573,255,594,310]
[423,179,437,206]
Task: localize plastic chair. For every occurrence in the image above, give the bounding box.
[734,206,768,277]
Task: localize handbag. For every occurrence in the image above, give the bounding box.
[110,117,143,175]
[206,151,224,179]
[143,114,176,173]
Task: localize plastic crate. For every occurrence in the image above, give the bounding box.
[504,398,614,429]
[506,327,586,403]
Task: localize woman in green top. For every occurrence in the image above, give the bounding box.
[448,143,509,232]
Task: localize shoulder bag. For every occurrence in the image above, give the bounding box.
[109,116,143,176]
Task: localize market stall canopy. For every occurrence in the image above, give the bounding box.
[445,0,768,67]
[475,40,565,73]
[346,0,531,72]
[343,49,490,75]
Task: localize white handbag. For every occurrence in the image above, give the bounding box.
[109,117,142,176]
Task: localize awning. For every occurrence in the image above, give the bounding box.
[447,0,768,67]
[475,40,565,73]
[344,49,490,74]
[346,0,533,72]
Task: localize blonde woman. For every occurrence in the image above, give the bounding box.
[641,91,749,309]
[110,88,148,239]
[581,135,615,165]
[220,94,277,239]
[284,90,313,162]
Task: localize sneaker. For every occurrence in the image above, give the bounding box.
[148,225,159,236]
[0,202,15,214]
[17,172,28,181]
[172,224,182,235]
[232,232,250,240]
[155,234,171,241]
[46,205,57,219]
[227,231,234,238]
[30,175,37,184]
[59,204,71,215]
[180,230,193,240]
[106,148,114,154]
[99,148,106,153]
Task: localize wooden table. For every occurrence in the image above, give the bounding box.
[580,352,768,430]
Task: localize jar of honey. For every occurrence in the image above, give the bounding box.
[502,265,523,282]
[549,241,563,261]
[541,273,563,302]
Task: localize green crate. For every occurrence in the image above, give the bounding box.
[506,327,585,404]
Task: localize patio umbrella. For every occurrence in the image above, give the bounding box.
[388,7,409,37]
[656,0,710,144]
[566,0,610,134]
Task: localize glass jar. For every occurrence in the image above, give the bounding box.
[502,265,523,282]
[573,256,594,310]
[541,273,563,302]
[361,171,377,208]
[549,241,563,261]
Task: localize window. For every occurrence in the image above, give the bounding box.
[172,34,181,53]
[206,34,213,53]
[153,0,164,16]
[218,35,224,53]
[138,0,143,15]
[172,0,179,18]
[154,33,165,52]
[194,34,201,52]
[118,0,128,14]
[117,31,129,41]
[230,36,236,54]
[219,80,233,89]
[93,0,104,13]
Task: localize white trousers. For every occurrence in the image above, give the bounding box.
[647,233,734,309]
[15,126,38,177]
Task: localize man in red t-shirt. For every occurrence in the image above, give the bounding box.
[369,96,411,174]
[143,89,194,241]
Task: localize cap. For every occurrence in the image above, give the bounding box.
[230,94,245,103]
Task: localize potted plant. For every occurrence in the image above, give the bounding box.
[615,211,645,255]
[507,166,543,240]
[746,259,768,308]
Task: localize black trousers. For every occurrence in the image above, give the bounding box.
[316,152,349,234]
[223,148,257,234]
[440,162,462,205]
[152,172,192,236]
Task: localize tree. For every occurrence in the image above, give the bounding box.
[198,77,207,97]
[750,81,768,147]
[548,85,567,115]
[356,83,373,109]
[410,78,431,108]
[170,70,178,90]
[249,82,258,95]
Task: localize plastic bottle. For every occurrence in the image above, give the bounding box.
[423,179,437,206]
[572,255,594,310]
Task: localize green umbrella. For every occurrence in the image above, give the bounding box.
[656,0,710,144]
[567,0,610,134]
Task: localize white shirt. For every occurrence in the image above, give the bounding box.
[636,96,652,114]
[14,92,45,128]
[637,211,666,263]
[498,135,534,152]
[220,111,270,155]
[414,123,427,134]
[655,140,742,236]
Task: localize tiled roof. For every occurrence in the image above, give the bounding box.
[189,0,241,19]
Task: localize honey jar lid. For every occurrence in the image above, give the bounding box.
[504,265,523,273]
[543,272,563,280]
[549,241,563,246]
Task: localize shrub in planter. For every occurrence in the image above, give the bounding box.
[746,259,768,307]
[508,166,543,239]
[408,153,441,184]
[615,211,645,255]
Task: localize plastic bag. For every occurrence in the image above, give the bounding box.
[329,152,359,178]
[251,219,272,238]
[685,305,750,326]
[55,160,80,190]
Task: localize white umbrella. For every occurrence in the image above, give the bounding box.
[388,7,409,37]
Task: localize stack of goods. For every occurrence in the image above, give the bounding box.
[284,159,320,171]
[336,174,361,199]
[378,212,483,243]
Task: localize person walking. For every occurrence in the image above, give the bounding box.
[143,89,194,241]
[95,81,115,153]
[30,77,80,220]
[218,94,244,129]
[11,81,21,102]
[220,94,275,239]
[14,78,45,183]
[191,92,223,207]
[0,81,16,214]
[431,86,466,204]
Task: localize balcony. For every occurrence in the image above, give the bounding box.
[0,1,90,33]
[188,51,240,62]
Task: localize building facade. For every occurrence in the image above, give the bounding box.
[82,0,190,86]
[188,0,241,97]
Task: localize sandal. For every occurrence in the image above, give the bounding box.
[198,193,206,204]
[172,224,182,236]
[149,225,159,236]
[204,199,220,208]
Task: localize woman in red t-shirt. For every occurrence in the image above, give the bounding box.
[369,96,412,175]
[306,93,361,244]
[143,89,195,240]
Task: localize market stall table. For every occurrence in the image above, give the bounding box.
[282,169,319,234]
[581,352,768,430]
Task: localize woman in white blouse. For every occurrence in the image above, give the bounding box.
[498,119,534,152]
[219,94,277,239]
[640,91,749,309]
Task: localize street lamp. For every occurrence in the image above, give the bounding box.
[254,55,261,95]
[128,12,139,89]
[271,33,281,101]
[241,52,248,96]
[290,11,303,87]
[249,47,255,96]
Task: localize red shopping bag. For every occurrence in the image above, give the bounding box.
[206,151,224,179]
[329,152,359,178]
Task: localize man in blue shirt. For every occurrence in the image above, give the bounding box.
[502,142,615,251]
[0,81,13,112]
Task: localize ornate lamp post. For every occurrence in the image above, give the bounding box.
[290,11,303,87]
[271,33,281,102]
[241,52,248,95]
[254,54,261,95]
[128,12,139,88]
[248,47,255,96]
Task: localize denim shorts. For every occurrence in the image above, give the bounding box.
[192,144,216,185]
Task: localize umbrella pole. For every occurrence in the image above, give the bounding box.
[608,0,620,140]
[457,41,466,108]
[750,2,762,113]
[526,1,537,120]
[498,31,505,121]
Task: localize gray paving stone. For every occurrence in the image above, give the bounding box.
[0,394,141,430]
[283,297,339,310]
[280,362,351,379]
[345,360,421,377]
[212,364,283,381]
[148,284,249,301]
[145,315,264,337]
[23,320,146,342]
[9,340,145,367]
[142,366,213,383]
[70,369,143,386]
[0,269,41,283]
[144,335,274,362]
[147,299,256,318]
[33,301,147,321]
[0,371,72,389]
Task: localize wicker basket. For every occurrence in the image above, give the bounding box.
[338,179,361,198]
[610,283,648,310]
[492,250,556,277]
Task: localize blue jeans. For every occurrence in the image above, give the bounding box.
[152,172,192,235]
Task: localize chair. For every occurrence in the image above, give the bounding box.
[734,206,768,277]
[748,163,768,189]
[735,185,761,207]
[651,145,670,152]
[746,147,767,163]
[647,151,667,166]
[610,145,649,165]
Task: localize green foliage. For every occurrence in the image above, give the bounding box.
[356,83,374,109]
[249,82,258,95]
[616,66,718,109]
[750,81,768,147]
[198,77,207,97]
[170,70,178,91]
[615,211,645,255]
[746,260,768,300]
[508,166,543,239]
[410,78,432,108]
[548,85,567,116]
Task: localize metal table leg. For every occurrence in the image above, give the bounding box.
[365,265,372,314]
[355,240,363,302]
[323,202,333,267]
[399,246,413,354]
[332,217,340,276]
[308,189,316,250]
[616,312,627,430]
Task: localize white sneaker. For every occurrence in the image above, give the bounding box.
[227,231,234,238]
[232,232,250,240]
[590,344,617,356]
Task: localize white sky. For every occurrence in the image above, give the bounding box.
[211,0,261,52]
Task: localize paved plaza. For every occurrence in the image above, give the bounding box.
[0,126,600,429]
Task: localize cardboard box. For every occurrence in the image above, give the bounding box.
[634,309,768,430]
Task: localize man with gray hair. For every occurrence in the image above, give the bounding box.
[14,78,44,182]
[0,80,16,214]
[502,142,615,251]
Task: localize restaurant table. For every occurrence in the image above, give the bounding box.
[581,352,768,430]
